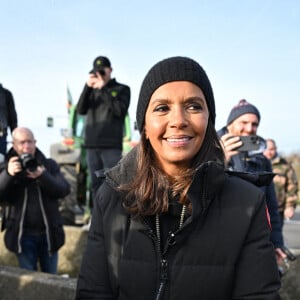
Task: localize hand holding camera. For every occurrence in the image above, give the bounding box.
[221,134,267,163]
[87,69,106,89]
[220,133,243,163]
[8,156,22,176]
[8,154,44,178]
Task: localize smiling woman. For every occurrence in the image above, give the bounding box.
[75,56,281,300]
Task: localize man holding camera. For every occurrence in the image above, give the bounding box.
[77,56,130,211]
[218,99,287,265]
[0,127,70,274]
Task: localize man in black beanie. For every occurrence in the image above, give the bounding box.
[217,99,286,265]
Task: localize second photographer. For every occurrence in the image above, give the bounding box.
[0,127,70,274]
[217,99,287,267]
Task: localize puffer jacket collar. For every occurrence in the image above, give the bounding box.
[105,147,274,217]
[105,147,226,220]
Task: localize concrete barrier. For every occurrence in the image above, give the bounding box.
[0,265,76,300]
[0,225,88,278]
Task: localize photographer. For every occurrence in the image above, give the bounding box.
[217,99,287,267]
[77,56,130,213]
[0,127,70,274]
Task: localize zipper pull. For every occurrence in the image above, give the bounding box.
[155,259,168,300]
[160,259,168,281]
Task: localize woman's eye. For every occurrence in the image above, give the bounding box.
[187,103,202,111]
[153,105,169,112]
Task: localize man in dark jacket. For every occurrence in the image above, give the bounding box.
[0,127,70,274]
[0,83,18,156]
[76,56,130,208]
[218,99,286,263]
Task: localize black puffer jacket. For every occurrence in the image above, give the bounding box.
[0,148,70,253]
[217,126,283,248]
[76,149,281,300]
[77,79,130,149]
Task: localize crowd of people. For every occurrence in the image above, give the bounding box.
[0,55,299,299]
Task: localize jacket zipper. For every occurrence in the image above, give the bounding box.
[37,187,51,253]
[141,217,167,300]
[17,188,28,253]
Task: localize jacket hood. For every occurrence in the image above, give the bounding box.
[105,146,138,187]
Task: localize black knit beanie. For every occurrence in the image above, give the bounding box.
[136,56,216,132]
[227,99,260,125]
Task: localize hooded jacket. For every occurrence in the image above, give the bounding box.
[75,148,281,300]
[0,148,70,253]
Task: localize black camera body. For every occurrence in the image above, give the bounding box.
[19,153,38,172]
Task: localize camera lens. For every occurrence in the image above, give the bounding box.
[20,153,38,172]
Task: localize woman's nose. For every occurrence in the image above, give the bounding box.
[169,108,188,128]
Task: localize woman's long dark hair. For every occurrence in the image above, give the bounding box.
[121,119,224,216]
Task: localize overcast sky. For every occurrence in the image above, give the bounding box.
[1,0,299,155]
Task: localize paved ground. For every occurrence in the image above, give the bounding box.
[283,207,300,251]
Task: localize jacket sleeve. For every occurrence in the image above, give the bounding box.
[76,84,93,115]
[263,159,284,248]
[75,187,114,299]
[38,159,70,199]
[5,89,18,132]
[266,181,284,248]
[0,166,14,203]
[232,193,281,300]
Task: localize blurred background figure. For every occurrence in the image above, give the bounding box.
[264,138,299,227]
[218,99,286,263]
[76,56,130,212]
[0,83,18,159]
[0,127,70,274]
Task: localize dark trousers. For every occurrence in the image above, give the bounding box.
[86,148,122,206]
[0,134,7,155]
[17,234,58,274]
